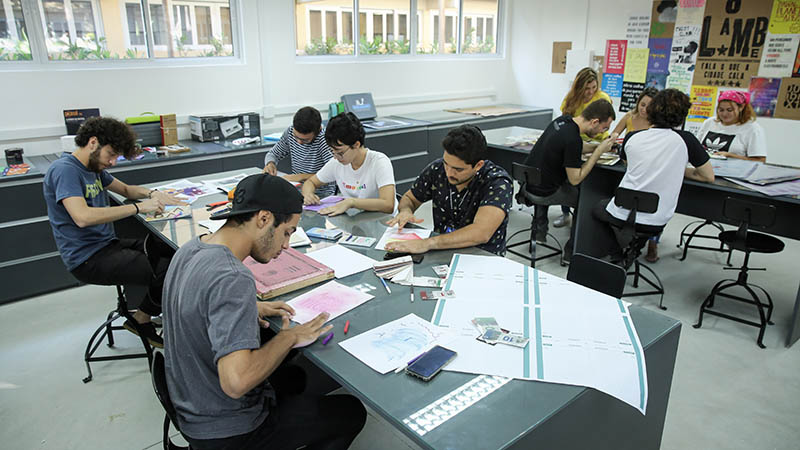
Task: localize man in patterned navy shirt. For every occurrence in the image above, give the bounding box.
[387,125,513,256]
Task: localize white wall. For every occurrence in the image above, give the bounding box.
[507,0,800,167]
[0,0,515,157]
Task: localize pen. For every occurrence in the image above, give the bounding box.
[322,332,334,345]
[206,200,228,209]
[410,285,414,303]
[344,320,350,334]
[394,351,426,373]
[379,277,392,294]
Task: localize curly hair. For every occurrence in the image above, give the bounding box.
[441,124,487,166]
[562,67,600,116]
[74,117,139,159]
[324,112,365,148]
[646,88,691,128]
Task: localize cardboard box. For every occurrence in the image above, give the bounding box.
[160,114,178,146]
[189,113,261,142]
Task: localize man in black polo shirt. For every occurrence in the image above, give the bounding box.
[522,99,618,261]
[386,125,513,256]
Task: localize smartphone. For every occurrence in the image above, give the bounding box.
[405,345,457,381]
[383,252,424,264]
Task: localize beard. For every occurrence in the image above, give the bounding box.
[251,225,278,264]
[87,147,105,172]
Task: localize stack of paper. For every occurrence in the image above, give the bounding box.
[244,248,334,300]
[306,244,377,279]
[290,227,312,247]
[374,256,413,283]
[287,280,374,324]
[375,228,432,251]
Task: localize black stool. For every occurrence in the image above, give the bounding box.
[82,234,169,383]
[693,197,784,348]
[506,163,564,267]
[677,219,732,264]
[151,351,192,449]
[83,285,153,383]
[609,188,667,309]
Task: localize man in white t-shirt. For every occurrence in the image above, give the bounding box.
[593,88,715,260]
[302,112,397,216]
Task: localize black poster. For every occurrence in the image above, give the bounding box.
[620,82,646,113]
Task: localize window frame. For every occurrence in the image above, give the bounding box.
[294,0,504,60]
[1,0,243,68]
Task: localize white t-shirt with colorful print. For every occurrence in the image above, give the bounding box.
[315,148,397,213]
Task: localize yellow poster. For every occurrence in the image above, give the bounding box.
[769,0,800,34]
[623,48,650,83]
[688,85,718,122]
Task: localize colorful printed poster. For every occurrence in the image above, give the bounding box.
[795,45,800,76]
[749,77,783,117]
[775,77,800,119]
[620,82,646,113]
[648,38,672,74]
[651,0,678,38]
[666,1,707,95]
[677,0,707,24]
[626,13,652,48]
[695,0,773,87]
[666,65,696,93]
[758,34,800,78]
[688,85,718,122]
[768,0,800,34]
[602,73,624,97]
[645,72,668,90]
[624,48,649,83]
[605,40,628,74]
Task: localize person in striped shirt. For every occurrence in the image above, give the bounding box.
[263,107,336,196]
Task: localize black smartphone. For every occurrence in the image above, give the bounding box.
[383,252,424,264]
[405,345,457,381]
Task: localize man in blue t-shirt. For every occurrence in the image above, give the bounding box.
[43,117,184,347]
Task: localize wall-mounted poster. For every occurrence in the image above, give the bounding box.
[651,0,678,38]
[768,0,800,34]
[620,82,646,112]
[666,1,707,94]
[794,45,800,76]
[602,73,624,97]
[646,72,669,90]
[624,48,650,83]
[749,77,783,117]
[552,42,573,73]
[775,77,800,119]
[759,34,800,78]
[605,40,628,74]
[695,0,773,87]
[688,85,718,122]
[648,38,672,74]
[627,13,652,48]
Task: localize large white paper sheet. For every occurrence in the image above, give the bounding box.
[375,227,432,251]
[306,244,377,279]
[287,281,374,324]
[430,254,649,414]
[339,313,453,374]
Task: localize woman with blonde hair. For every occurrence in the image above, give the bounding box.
[553,67,613,228]
[697,91,766,162]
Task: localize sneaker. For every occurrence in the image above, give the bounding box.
[553,213,570,228]
[123,320,164,349]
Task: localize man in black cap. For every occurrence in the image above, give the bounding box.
[162,174,366,449]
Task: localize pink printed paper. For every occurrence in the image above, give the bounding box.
[303,196,345,212]
[287,281,374,324]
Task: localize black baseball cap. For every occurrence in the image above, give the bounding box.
[210,174,303,220]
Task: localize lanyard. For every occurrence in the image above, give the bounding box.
[446,184,470,232]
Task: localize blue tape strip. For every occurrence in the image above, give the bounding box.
[617,299,626,314]
[622,315,646,410]
[533,269,543,379]
[444,254,460,291]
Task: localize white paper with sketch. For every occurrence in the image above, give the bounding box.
[375,227,432,251]
[305,244,377,279]
[430,254,649,415]
[339,313,455,374]
[287,281,374,324]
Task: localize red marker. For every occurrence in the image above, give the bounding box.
[344,320,350,334]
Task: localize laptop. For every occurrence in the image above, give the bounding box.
[340,93,409,130]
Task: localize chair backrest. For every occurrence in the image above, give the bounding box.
[151,351,182,434]
[722,197,777,229]
[614,187,659,216]
[567,253,627,299]
[512,163,543,206]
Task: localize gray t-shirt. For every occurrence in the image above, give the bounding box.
[163,236,274,440]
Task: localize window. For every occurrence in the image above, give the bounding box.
[295,0,354,55]
[418,0,458,54]
[358,1,410,55]
[0,0,31,61]
[462,0,498,53]
[6,0,238,62]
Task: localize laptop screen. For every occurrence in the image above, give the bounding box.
[341,93,378,121]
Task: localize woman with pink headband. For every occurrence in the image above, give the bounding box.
[696,90,767,162]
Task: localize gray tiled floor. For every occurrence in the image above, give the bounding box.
[1,202,798,450]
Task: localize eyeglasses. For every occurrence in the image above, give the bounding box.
[331,147,352,159]
[292,131,316,144]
